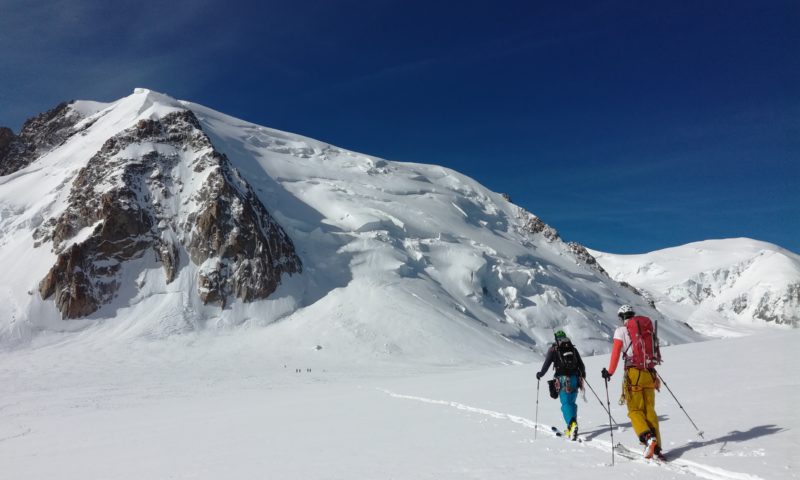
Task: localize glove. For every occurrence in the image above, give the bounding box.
[536,371,544,380]
[601,368,611,380]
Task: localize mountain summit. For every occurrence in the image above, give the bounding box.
[1,89,700,361]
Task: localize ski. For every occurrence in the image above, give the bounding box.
[551,426,582,442]
[614,443,667,463]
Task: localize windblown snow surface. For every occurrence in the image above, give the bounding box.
[1,329,796,479]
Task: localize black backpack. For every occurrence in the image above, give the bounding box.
[555,339,579,373]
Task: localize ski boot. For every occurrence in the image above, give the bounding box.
[643,433,657,459]
[566,420,578,441]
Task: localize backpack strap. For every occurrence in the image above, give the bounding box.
[553,341,564,366]
[622,319,633,360]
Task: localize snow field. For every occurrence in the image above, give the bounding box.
[1,329,796,479]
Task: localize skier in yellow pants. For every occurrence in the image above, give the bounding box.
[601,305,666,461]
[623,367,661,450]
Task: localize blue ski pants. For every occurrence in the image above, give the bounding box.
[559,374,579,426]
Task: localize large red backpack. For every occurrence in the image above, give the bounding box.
[624,316,662,369]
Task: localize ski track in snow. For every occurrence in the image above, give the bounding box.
[380,389,765,480]
[0,427,32,444]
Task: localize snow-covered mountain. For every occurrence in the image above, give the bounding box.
[0,88,700,362]
[590,239,800,337]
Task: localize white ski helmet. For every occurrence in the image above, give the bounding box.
[617,304,635,318]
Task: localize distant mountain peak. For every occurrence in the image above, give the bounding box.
[591,239,800,335]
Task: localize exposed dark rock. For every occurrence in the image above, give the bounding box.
[0,127,15,159]
[517,210,560,242]
[731,294,748,314]
[618,281,657,308]
[155,239,180,283]
[39,244,99,318]
[752,282,799,326]
[0,101,82,176]
[567,242,608,275]
[186,163,300,304]
[37,109,301,319]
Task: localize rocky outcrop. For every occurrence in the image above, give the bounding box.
[0,127,15,160]
[565,242,655,307]
[35,109,301,318]
[567,242,607,275]
[0,101,83,176]
[723,282,799,326]
[517,210,560,242]
[618,281,656,308]
[187,165,300,306]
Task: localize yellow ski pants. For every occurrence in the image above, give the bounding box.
[624,368,661,447]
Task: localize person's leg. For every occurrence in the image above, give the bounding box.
[625,369,653,442]
[644,388,661,444]
[639,371,661,448]
[559,375,579,427]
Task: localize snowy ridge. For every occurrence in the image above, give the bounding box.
[590,239,800,336]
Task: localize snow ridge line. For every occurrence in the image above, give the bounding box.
[379,389,764,480]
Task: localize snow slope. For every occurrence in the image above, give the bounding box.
[0,327,796,479]
[591,239,800,337]
[0,88,701,362]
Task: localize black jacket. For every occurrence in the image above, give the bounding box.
[537,342,586,378]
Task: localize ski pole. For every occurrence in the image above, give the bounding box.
[535,378,540,439]
[583,377,622,429]
[604,377,615,466]
[656,372,704,439]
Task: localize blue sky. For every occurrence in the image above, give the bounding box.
[1,0,797,253]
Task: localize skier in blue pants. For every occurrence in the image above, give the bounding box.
[559,375,580,428]
[536,330,586,439]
